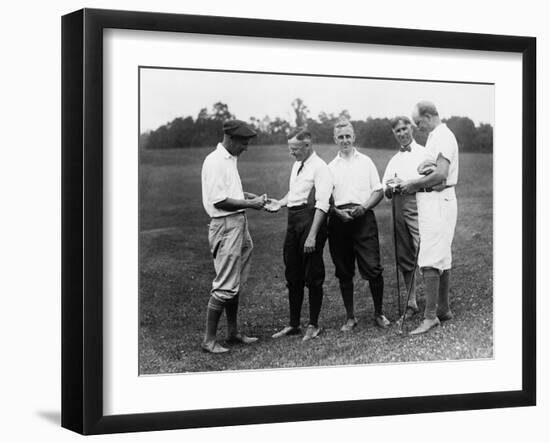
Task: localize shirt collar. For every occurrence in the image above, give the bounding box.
[399,140,422,153]
[336,147,359,160]
[430,123,446,137]
[216,142,234,159]
[297,151,317,167]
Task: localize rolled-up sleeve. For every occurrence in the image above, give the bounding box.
[314,164,333,213]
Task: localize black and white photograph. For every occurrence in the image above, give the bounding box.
[138,68,494,374]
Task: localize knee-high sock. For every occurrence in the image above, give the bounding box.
[289,285,304,328]
[204,296,225,343]
[403,270,417,306]
[369,274,384,316]
[422,268,439,320]
[308,286,323,327]
[437,270,451,316]
[339,281,354,319]
[225,294,239,337]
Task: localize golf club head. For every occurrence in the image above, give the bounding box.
[395,315,405,335]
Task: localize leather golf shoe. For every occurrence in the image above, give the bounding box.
[340,318,358,332]
[375,314,391,328]
[437,311,454,322]
[201,341,229,354]
[272,325,301,339]
[409,318,440,335]
[302,324,321,341]
[226,334,259,345]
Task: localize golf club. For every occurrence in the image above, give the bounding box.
[396,240,420,335]
[390,182,402,317]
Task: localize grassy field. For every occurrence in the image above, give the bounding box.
[139,144,493,374]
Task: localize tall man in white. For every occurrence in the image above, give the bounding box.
[327,119,390,331]
[267,128,332,341]
[399,101,459,334]
[200,119,267,353]
[382,116,425,318]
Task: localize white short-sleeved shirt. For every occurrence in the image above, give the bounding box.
[287,152,332,213]
[382,140,425,188]
[201,143,245,218]
[424,123,459,186]
[328,148,382,207]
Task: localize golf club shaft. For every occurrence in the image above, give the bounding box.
[391,192,402,317]
[399,240,421,334]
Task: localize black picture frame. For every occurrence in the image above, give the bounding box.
[61,8,536,435]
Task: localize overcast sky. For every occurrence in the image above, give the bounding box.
[139,68,494,133]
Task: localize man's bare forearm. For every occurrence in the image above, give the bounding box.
[214,198,256,211]
[362,189,383,210]
[307,209,327,240]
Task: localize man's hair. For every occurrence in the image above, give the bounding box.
[333,118,354,135]
[390,116,412,129]
[287,127,311,142]
[415,101,439,117]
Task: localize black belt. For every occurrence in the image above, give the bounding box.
[336,203,361,210]
[418,185,455,193]
[288,204,310,211]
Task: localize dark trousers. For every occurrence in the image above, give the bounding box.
[328,209,383,281]
[284,207,327,327]
[328,208,385,315]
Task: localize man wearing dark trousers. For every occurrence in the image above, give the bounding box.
[266,128,332,341]
[200,119,266,353]
[327,119,390,332]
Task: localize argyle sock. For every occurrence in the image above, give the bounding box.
[225,294,239,337]
[339,280,355,319]
[437,270,451,316]
[369,274,384,316]
[204,296,225,343]
[289,285,304,328]
[422,268,440,320]
[308,285,323,327]
[403,270,417,307]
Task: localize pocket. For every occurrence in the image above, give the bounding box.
[208,219,226,257]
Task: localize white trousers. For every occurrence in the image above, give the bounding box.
[416,187,457,272]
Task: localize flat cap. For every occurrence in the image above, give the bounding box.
[223,119,257,138]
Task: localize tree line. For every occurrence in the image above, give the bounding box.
[141,100,493,153]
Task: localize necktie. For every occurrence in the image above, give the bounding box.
[297,161,305,175]
[400,145,411,152]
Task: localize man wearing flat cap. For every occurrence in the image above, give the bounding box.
[266,128,332,341]
[399,101,459,335]
[200,119,266,353]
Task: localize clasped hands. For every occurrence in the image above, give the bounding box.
[333,205,367,222]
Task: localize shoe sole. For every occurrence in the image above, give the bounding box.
[201,345,229,354]
[272,329,301,339]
